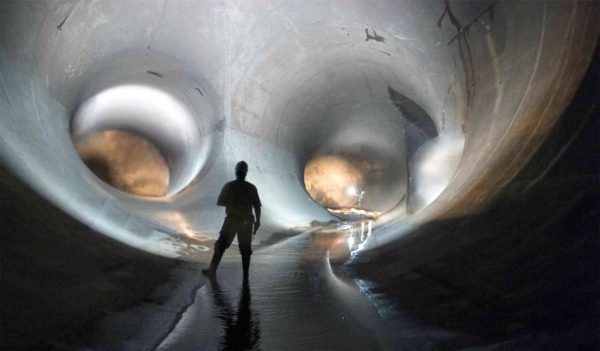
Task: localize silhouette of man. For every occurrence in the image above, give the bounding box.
[203,161,261,284]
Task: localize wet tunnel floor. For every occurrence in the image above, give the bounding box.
[60,223,595,351]
[152,228,476,351]
[158,234,378,350]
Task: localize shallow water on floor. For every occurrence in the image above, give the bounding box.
[155,225,476,351]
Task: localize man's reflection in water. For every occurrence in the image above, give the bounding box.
[209,280,260,350]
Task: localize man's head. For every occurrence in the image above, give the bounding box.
[235,161,248,180]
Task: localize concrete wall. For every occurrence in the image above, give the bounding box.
[1,1,596,253]
[0,0,598,348]
[0,165,181,349]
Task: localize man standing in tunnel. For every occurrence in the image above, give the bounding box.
[203,161,261,285]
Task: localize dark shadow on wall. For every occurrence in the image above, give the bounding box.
[388,86,438,158]
[0,166,181,350]
[351,46,600,347]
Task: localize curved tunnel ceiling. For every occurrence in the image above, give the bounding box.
[0,1,597,257]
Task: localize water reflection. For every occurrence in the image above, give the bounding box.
[323,220,374,264]
[209,279,260,350]
[347,220,372,254]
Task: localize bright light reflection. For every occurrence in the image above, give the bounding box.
[411,132,464,212]
[345,220,373,253]
[347,185,357,196]
[155,211,212,243]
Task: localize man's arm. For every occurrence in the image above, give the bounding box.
[253,206,261,234]
[217,183,229,207]
[252,185,261,234]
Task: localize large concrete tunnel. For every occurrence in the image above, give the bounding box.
[1,1,598,350]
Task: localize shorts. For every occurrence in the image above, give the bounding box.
[216,215,253,255]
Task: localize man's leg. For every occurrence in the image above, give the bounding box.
[238,220,254,285]
[203,239,225,275]
[203,218,235,278]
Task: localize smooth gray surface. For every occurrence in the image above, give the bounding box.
[1,1,596,254]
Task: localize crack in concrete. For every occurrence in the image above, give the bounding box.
[56,6,75,31]
[438,0,482,113]
[365,28,385,42]
[147,70,164,78]
[446,1,499,46]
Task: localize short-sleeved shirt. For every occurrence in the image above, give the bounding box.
[217,180,261,218]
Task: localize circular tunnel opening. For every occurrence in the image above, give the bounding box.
[303,144,408,219]
[295,70,448,219]
[303,155,365,209]
[232,24,468,224]
[67,52,221,201]
[75,129,170,197]
[71,83,203,197]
